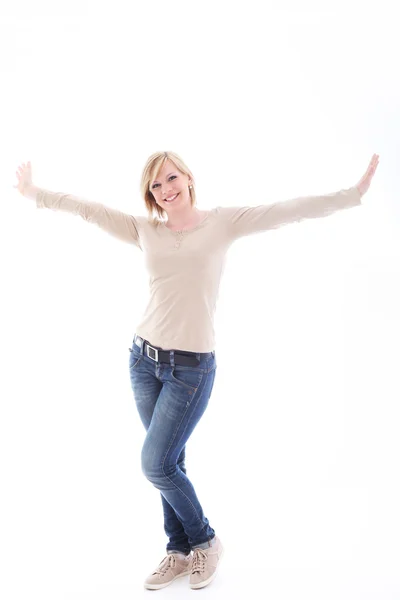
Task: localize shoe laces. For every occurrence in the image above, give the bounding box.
[191,548,208,574]
[155,554,176,575]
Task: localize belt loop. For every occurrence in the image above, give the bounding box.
[196,352,200,362]
[170,350,175,367]
[135,334,144,355]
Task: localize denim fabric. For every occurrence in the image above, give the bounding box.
[128,335,217,555]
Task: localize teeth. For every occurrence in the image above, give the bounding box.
[165,193,178,202]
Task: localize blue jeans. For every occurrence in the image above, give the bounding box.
[128,334,217,555]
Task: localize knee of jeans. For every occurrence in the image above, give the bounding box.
[141,449,161,480]
[141,452,151,478]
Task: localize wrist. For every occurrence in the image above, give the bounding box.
[24,184,40,200]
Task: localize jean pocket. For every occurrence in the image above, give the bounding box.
[171,365,204,391]
[129,347,142,371]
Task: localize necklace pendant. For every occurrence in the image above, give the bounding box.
[175,231,184,249]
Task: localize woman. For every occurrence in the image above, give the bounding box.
[14,150,379,590]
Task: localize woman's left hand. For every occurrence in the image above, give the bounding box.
[356,154,380,197]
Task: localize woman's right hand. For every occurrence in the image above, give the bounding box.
[13,161,36,198]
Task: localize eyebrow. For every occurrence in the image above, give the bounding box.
[152,172,176,183]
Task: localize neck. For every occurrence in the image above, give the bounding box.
[165,207,200,229]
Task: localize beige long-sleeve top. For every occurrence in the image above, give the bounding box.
[35,186,362,352]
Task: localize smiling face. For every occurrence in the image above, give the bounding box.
[150,159,193,214]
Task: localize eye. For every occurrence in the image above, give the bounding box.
[152,175,177,190]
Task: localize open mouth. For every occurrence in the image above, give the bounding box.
[164,193,179,203]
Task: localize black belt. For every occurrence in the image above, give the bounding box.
[133,335,207,366]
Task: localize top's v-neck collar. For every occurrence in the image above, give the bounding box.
[161,211,212,234]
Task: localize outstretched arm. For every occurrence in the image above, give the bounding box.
[13,162,142,247]
[221,153,381,241]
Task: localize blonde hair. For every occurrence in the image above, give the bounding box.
[140,151,197,225]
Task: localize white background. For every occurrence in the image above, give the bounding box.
[1,1,399,598]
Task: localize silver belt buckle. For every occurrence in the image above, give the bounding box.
[146,344,159,362]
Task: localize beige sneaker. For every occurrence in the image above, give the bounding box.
[144,552,192,590]
[190,536,224,589]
